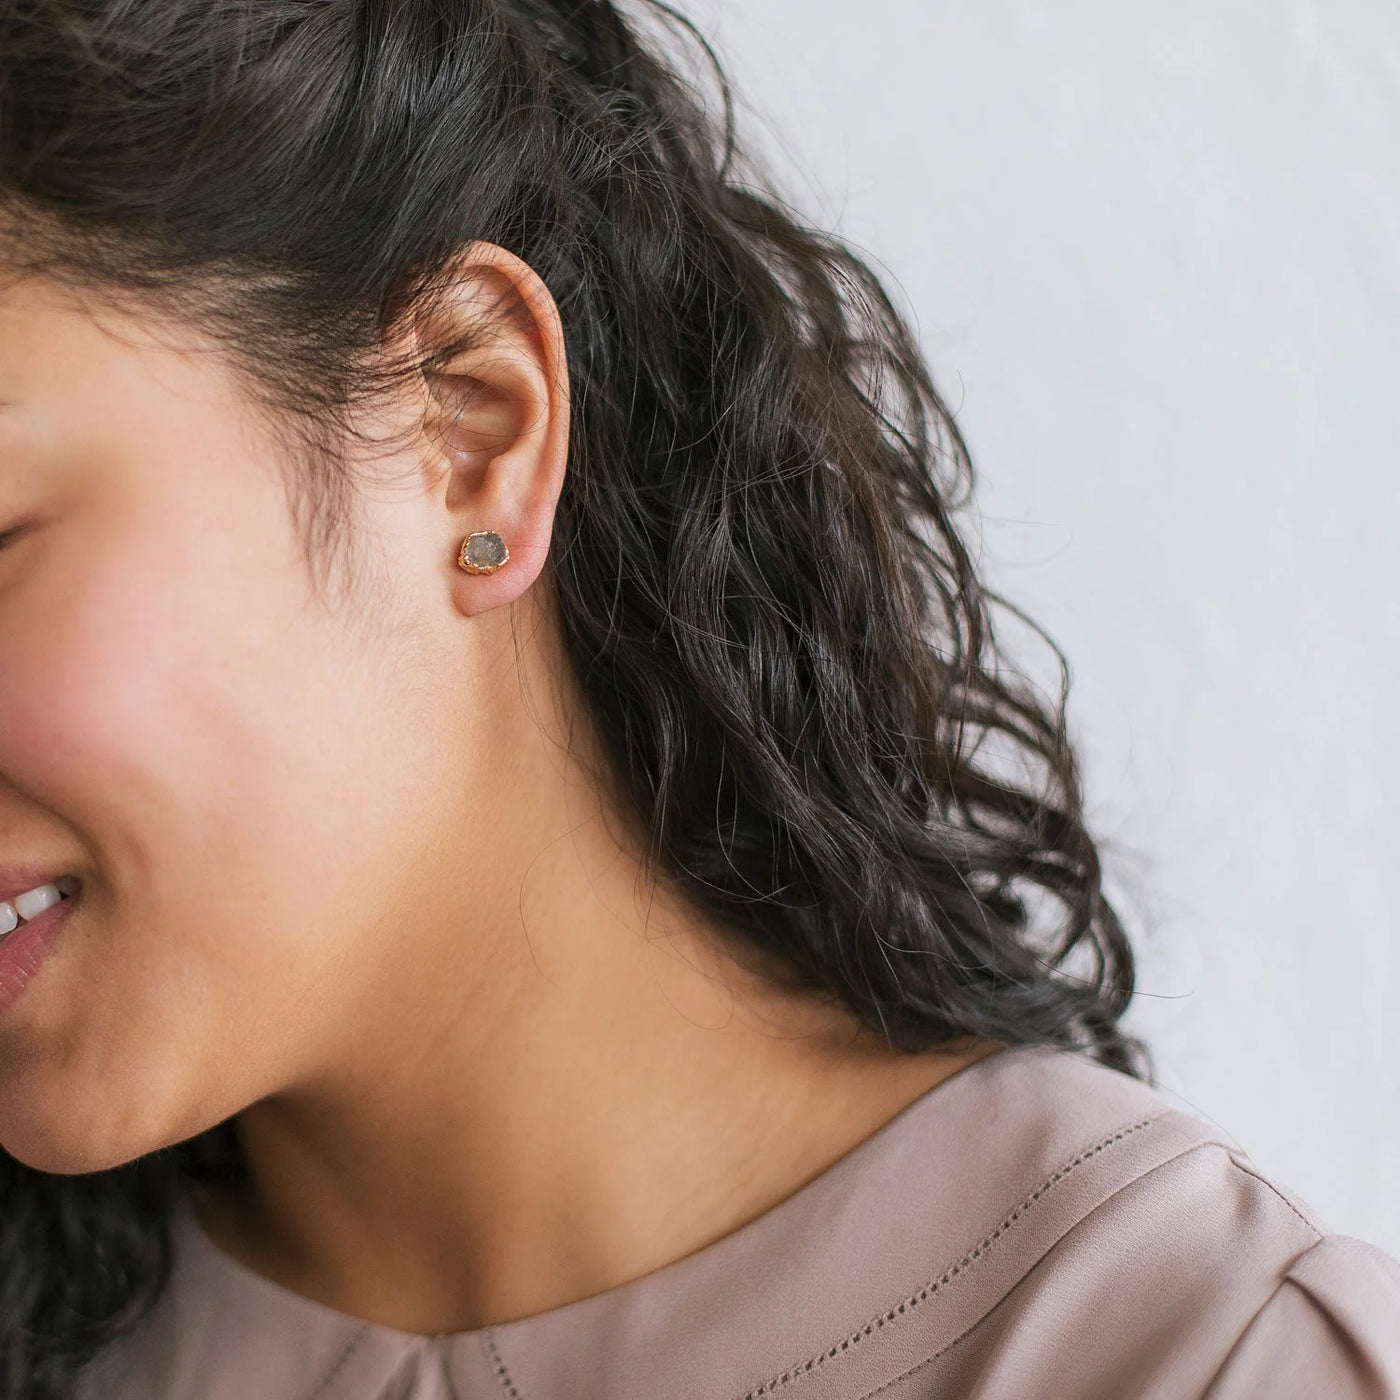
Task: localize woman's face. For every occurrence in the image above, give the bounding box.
[0,272,490,1173]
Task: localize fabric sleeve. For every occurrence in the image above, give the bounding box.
[1204,1234,1400,1399]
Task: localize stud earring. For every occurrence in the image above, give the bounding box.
[458,530,511,575]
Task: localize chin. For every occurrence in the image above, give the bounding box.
[2,1132,125,1180]
[0,1067,193,1177]
[0,1109,165,1177]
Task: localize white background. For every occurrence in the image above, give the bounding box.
[686,0,1400,1254]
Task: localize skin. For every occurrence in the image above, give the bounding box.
[0,246,1000,1333]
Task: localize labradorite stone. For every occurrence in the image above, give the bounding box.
[464,532,509,571]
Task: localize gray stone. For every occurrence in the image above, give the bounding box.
[462,531,509,572]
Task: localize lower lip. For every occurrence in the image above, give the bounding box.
[0,895,77,1017]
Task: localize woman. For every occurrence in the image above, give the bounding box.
[0,2,1396,1397]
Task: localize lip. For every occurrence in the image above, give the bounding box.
[0,888,77,1017]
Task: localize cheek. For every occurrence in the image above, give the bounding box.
[0,508,419,1169]
[5,499,317,876]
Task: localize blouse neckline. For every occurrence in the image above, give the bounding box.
[173,1041,1030,1343]
[163,1042,1166,1400]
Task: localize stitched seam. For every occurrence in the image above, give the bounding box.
[299,1327,369,1400]
[741,1113,1168,1399]
[857,1132,1242,1400]
[1222,1151,1324,1236]
[484,1330,524,1400]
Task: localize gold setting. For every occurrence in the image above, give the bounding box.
[458,530,511,575]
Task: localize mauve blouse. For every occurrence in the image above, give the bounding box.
[75,1044,1400,1399]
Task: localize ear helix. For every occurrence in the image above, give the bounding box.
[457,531,511,575]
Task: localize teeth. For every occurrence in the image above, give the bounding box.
[0,879,78,939]
[14,884,62,921]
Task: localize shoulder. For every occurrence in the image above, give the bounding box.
[878,1044,1400,1399]
[1201,1233,1400,1398]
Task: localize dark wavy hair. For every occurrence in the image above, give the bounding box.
[0,1,1146,1394]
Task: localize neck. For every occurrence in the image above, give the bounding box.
[193,626,998,1333]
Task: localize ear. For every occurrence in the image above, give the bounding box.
[407,242,571,618]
